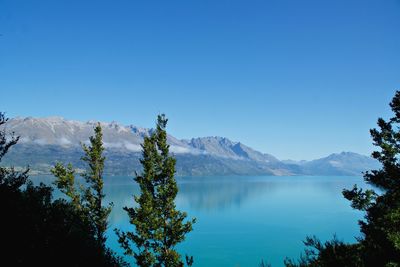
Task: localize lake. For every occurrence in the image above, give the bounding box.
[99,175,366,267]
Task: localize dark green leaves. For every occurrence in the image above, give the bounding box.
[116,114,195,267]
[52,122,112,248]
[342,185,376,211]
[285,90,400,266]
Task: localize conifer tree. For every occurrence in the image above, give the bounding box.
[116,114,195,267]
[81,123,112,247]
[0,113,125,266]
[52,123,112,248]
[285,91,400,266]
[342,90,400,266]
[0,112,29,195]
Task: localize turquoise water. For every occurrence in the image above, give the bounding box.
[102,176,365,267]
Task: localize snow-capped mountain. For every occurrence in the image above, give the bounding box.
[5,116,196,154]
[1,116,379,176]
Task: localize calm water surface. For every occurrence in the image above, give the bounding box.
[35,175,366,266]
[104,176,365,267]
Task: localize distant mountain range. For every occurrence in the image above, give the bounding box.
[1,117,380,176]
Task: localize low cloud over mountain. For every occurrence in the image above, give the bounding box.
[1,117,380,176]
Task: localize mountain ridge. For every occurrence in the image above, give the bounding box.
[1,116,380,176]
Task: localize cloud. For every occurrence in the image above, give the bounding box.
[34,139,48,145]
[103,142,123,149]
[58,137,72,146]
[169,145,206,155]
[169,145,192,154]
[124,142,141,152]
[329,160,342,167]
[102,141,141,152]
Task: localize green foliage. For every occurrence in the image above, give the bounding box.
[52,163,82,209]
[185,255,194,266]
[81,123,112,246]
[0,112,126,266]
[0,113,29,195]
[342,91,400,266]
[284,236,363,267]
[116,114,196,267]
[52,122,112,247]
[342,185,376,211]
[285,91,400,266]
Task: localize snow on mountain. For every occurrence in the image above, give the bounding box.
[183,137,278,162]
[3,117,251,158]
[1,116,380,176]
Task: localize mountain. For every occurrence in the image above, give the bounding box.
[297,152,381,176]
[1,116,379,176]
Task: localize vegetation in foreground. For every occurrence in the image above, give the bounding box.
[52,122,112,250]
[0,113,126,266]
[284,91,400,267]
[2,91,400,267]
[116,114,196,266]
[0,112,194,267]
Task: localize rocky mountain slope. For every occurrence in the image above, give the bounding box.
[1,117,380,176]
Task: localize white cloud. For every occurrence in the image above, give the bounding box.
[169,145,192,154]
[34,138,48,145]
[58,137,72,146]
[103,142,123,149]
[329,160,342,167]
[169,145,206,155]
[102,141,141,152]
[124,142,141,152]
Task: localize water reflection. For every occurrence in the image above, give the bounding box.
[102,176,365,224]
[33,175,366,221]
[31,175,366,267]
[176,178,279,211]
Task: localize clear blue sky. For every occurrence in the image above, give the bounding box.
[1,0,399,160]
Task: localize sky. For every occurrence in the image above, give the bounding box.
[0,0,399,160]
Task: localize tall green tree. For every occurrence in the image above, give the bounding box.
[1,113,126,266]
[342,91,400,266]
[81,123,112,247]
[0,111,29,197]
[285,91,400,267]
[116,114,195,267]
[52,122,112,248]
